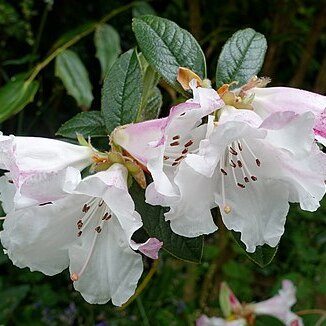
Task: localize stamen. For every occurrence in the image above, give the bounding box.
[39,202,53,206]
[175,155,184,162]
[77,231,82,237]
[224,206,232,214]
[251,176,257,181]
[163,155,170,160]
[172,135,180,140]
[98,200,104,207]
[82,204,90,213]
[238,141,243,151]
[95,226,102,233]
[220,154,231,214]
[230,160,236,168]
[8,180,13,184]
[182,148,188,154]
[180,112,186,116]
[77,220,83,229]
[244,177,249,183]
[172,162,179,166]
[237,183,245,188]
[256,159,261,167]
[237,160,243,168]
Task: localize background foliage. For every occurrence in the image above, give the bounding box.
[0,0,325,325]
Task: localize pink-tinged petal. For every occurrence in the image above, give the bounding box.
[253,280,303,326]
[196,315,246,326]
[112,118,168,165]
[0,174,15,213]
[219,106,263,128]
[69,216,143,305]
[314,108,326,146]
[252,86,326,117]
[137,237,163,259]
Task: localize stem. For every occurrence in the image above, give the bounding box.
[118,258,160,310]
[296,309,326,316]
[26,2,136,84]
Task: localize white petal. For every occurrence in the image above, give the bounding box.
[0,194,85,275]
[314,108,326,146]
[218,177,289,253]
[69,217,143,305]
[165,162,218,237]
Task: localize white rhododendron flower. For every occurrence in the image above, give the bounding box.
[112,88,224,206]
[198,280,302,326]
[0,134,93,210]
[168,108,326,251]
[0,163,162,305]
[251,280,303,326]
[220,77,326,145]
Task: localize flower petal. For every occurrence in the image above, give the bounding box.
[69,216,143,305]
[0,174,16,213]
[137,237,163,259]
[314,108,326,146]
[0,194,85,275]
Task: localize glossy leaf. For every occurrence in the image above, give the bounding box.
[94,24,121,79]
[133,15,206,95]
[231,231,278,267]
[101,49,143,133]
[55,49,93,109]
[0,75,39,123]
[130,182,203,263]
[216,28,267,88]
[56,111,107,139]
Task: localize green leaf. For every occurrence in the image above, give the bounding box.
[133,15,206,95]
[130,182,203,263]
[141,86,162,120]
[0,75,39,123]
[55,49,93,109]
[231,231,278,267]
[94,24,121,79]
[216,28,267,88]
[56,111,107,139]
[101,49,143,134]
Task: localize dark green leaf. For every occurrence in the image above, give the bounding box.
[255,315,284,326]
[130,182,203,263]
[94,24,121,79]
[0,75,39,123]
[231,231,278,267]
[141,86,162,120]
[133,15,206,95]
[55,49,93,109]
[101,49,143,133]
[56,111,107,139]
[216,28,267,88]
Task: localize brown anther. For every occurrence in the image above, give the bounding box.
[182,148,188,154]
[172,162,179,166]
[106,214,112,220]
[251,176,257,181]
[8,179,13,184]
[172,135,180,140]
[256,159,261,167]
[82,204,90,213]
[77,231,82,237]
[39,202,52,206]
[98,200,104,207]
[230,160,236,168]
[184,140,193,147]
[102,213,109,220]
[237,183,245,189]
[244,177,249,183]
[175,156,184,162]
[163,155,170,160]
[71,273,79,282]
[95,226,102,233]
[220,168,228,176]
[229,147,238,155]
[170,141,180,147]
[237,160,243,168]
[238,142,243,151]
[180,112,186,116]
[77,220,83,229]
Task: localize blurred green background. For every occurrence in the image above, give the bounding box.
[0,0,325,325]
